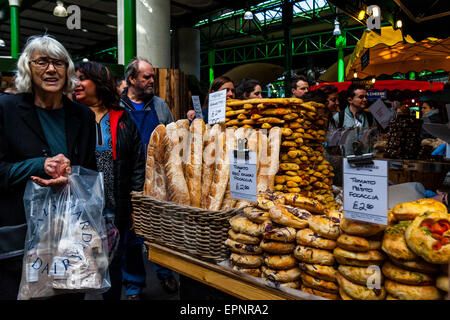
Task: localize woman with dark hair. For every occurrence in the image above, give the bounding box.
[236,78,262,100]
[202,76,235,123]
[318,85,340,129]
[74,61,145,300]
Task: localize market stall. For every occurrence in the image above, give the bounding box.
[131,96,449,300]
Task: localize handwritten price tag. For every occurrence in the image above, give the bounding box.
[192,95,203,120]
[208,89,227,125]
[229,150,257,202]
[343,159,388,225]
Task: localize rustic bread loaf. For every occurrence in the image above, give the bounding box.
[143,124,167,200]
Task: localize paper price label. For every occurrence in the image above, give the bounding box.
[26,263,39,283]
[191,95,203,120]
[208,89,227,125]
[229,150,257,203]
[343,159,388,225]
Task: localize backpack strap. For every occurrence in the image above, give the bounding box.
[338,108,346,128]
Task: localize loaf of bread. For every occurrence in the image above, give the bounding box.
[257,131,269,193]
[185,118,205,207]
[175,119,190,169]
[205,127,235,210]
[143,124,167,200]
[164,122,190,205]
[201,124,222,208]
[266,127,281,192]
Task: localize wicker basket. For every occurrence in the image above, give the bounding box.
[131,191,243,263]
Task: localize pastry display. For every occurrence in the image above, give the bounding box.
[384,114,423,160]
[392,198,448,221]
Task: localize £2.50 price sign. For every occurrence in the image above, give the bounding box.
[343,159,388,225]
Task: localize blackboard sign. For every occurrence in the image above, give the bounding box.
[361,49,370,71]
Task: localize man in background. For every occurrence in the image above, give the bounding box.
[290,74,309,98]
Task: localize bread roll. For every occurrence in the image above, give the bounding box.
[333,247,385,267]
[225,238,263,255]
[269,205,310,229]
[201,124,222,208]
[299,262,337,282]
[263,254,297,270]
[230,253,263,268]
[392,198,447,221]
[228,229,260,245]
[338,265,384,286]
[262,221,296,243]
[256,131,270,193]
[244,206,270,224]
[260,239,295,254]
[300,273,338,293]
[261,265,301,282]
[301,285,339,300]
[384,279,442,300]
[265,127,281,192]
[296,228,337,250]
[164,122,190,205]
[144,124,167,200]
[294,245,335,266]
[337,234,381,252]
[436,274,448,292]
[232,264,262,277]
[205,128,235,210]
[336,272,386,300]
[382,261,434,286]
[184,118,205,207]
[308,215,341,240]
[229,215,262,237]
[340,218,386,237]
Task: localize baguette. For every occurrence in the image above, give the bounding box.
[266,127,281,191]
[164,122,190,205]
[257,131,269,193]
[201,124,222,208]
[185,118,206,207]
[143,124,167,200]
[206,127,236,210]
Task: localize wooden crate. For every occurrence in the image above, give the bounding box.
[154,68,189,121]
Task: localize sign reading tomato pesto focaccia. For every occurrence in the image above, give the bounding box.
[343,159,388,225]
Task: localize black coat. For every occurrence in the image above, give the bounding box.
[108,107,145,230]
[0,93,97,259]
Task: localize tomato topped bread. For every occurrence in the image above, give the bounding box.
[392,198,447,221]
[269,204,310,229]
[382,221,418,261]
[405,211,450,264]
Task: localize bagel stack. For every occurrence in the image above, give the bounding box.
[380,199,448,300]
[224,98,338,212]
[227,213,264,278]
[259,201,312,289]
[293,210,342,299]
[335,218,387,300]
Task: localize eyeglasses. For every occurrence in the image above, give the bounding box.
[30,58,67,70]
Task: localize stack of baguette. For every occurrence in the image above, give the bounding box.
[380,199,446,300]
[143,119,282,211]
[293,209,342,299]
[335,218,387,300]
[224,98,337,211]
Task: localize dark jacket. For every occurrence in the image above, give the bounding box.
[0,93,97,259]
[120,88,174,125]
[108,107,145,229]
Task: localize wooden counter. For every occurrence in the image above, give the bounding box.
[145,242,313,300]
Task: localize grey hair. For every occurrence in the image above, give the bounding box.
[15,35,78,93]
[125,57,152,86]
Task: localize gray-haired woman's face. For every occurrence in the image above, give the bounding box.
[29,51,67,94]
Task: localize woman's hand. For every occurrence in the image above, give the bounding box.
[31,154,72,187]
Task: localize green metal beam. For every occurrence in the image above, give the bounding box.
[123,0,136,66]
[9,3,19,59]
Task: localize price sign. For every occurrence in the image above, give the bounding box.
[369,99,393,129]
[191,95,203,120]
[208,89,227,125]
[343,158,388,225]
[229,149,257,203]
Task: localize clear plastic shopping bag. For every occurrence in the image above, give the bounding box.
[18,166,111,300]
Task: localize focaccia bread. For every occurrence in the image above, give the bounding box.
[333,247,385,267]
[144,124,167,200]
[340,218,386,237]
[263,254,297,270]
[256,191,285,211]
[269,204,310,229]
[337,234,381,252]
[229,215,262,237]
[382,261,435,286]
[336,272,386,300]
[164,122,190,205]
[338,265,384,286]
[384,279,442,300]
[228,229,261,245]
[389,256,439,274]
[232,265,262,277]
[294,245,335,266]
[301,285,339,300]
[296,228,337,250]
[308,215,341,240]
[261,265,301,282]
[300,273,338,293]
[201,124,222,208]
[436,274,448,292]
[230,253,263,268]
[382,221,418,261]
[283,193,324,214]
[260,239,295,254]
[225,238,263,255]
[299,262,337,282]
[262,221,296,243]
[243,206,270,224]
[392,198,448,221]
[405,211,450,264]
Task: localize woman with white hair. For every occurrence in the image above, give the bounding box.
[0,35,97,299]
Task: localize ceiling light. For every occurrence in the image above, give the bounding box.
[358,10,365,20]
[353,70,358,78]
[333,19,341,36]
[396,19,403,29]
[0,39,5,47]
[53,1,68,17]
[82,58,89,62]
[244,10,253,20]
[371,77,376,84]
